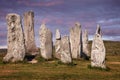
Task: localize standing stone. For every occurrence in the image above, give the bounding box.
[91,25,106,68]
[55,29,61,59]
[60,36,72,63]
[3,13,25,62]
[39,24,53,59]
[24,11,38,55]
[70,22,82,59]
[56,29,61,40]
[82,29,90,58]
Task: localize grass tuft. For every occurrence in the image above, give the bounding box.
[87,64,110,71]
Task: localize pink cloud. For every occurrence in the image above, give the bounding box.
[42,18,51,24]
[66,21,76,27]
[103,29,120,35]
[97,18,120,26]
[35,15,64,25]
[56,19,63,24]
[83,21,96,27]
[35,17,53,24]
[33,1,64,7]
[18,0,64,7]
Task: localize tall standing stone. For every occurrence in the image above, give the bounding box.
[82,29,90,58]
[60,36,72,63]
[3,13,25,62]
[55,29,61,59]
[91,25,106,68]
[39,24,53,59]
[70,22,82,59]
[24,11,38,55]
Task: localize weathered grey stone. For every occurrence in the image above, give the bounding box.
[3,13,25,62]
[39,24,53,59]
[91,25,106,68]
[60,36,72,63]
[70,22,82,59]
[55,29,61,40]
[55,29,61,59]
[82,29,90,57]
[24,11,38,55]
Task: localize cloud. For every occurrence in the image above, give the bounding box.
[0,45,7,49]
[0,0,120,48]
[17,0,64,7]
[97,18,120,29]
[103,36,120,41]
[103,29,120,36]
[97,18,120,24]
[89,35,120,41]
[41,18,51,24]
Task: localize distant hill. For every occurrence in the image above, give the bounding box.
[0,41,120,56]
[0,49,7,54]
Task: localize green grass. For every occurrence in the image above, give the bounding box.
[0,41,120,80]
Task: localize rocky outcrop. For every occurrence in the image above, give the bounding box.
[23,11,38,55]
[70,22,82,59]
[91,25,106,68]
[3,13,25,62]
[39,24,53,59]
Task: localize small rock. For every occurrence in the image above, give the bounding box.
[28,59,38,64]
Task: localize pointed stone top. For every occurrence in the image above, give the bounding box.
[96,24,101,35]
[97,24,100,28]
[40,23,46,29]
[56,29,61,40]
[6,13,20,16]
[24,10,34,13]
[6,13,20,19]
[75,22,81,27]
[83,29,88,41]
[39,23,52,34]
[84,29,88,33]
[24,11,34,17]
[6,13,20,23]
[28,10,34,14]
[29,10,33,12]
[83,29,88,37]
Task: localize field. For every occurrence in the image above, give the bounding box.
[0,41,120,80]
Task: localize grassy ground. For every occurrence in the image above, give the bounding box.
[0,41,120,80]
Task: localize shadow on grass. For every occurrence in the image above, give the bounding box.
[57,60,77,67]
[87,65,110,71]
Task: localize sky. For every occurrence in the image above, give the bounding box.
[0,0,120,48]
